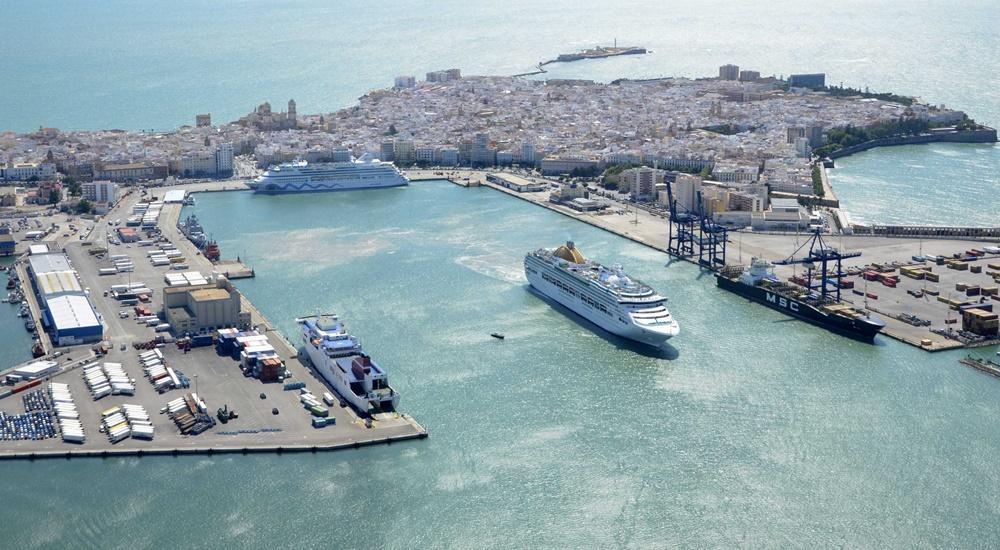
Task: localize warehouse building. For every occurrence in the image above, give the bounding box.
[26,252,104,346]
[28,253,72,277]
[7,360,59,383]
[0,231,14,256]
[163,278,250,334]
[45,295,104,345]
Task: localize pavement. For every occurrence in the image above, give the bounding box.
[0,185,425,458]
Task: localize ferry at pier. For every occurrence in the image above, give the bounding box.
[250,154,408,194]
[296,314,400,414]
[524,242,679,347]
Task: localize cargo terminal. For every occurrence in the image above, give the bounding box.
[0,186,425,460]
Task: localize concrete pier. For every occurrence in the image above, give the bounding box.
[0,188,426,461]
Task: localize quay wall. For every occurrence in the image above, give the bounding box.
[851,224,1000,241]
[0,431,429,462]
[827,128,997,160]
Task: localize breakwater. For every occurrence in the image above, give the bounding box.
[827,128,997,160]
[851,223,1000,240]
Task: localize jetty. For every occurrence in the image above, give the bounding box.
[0,188,426,461]
[513,43,647,77]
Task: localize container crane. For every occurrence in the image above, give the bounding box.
[773,229,859,302]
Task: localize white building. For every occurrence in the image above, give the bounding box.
[215,143,234,175]
[81,180,117,203]
[1,161,57,181]
[621,167,665,201]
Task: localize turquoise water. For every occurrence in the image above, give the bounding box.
[0,1,999,545]
[4,182,999,548]
[2,0,996,227]
[829,143,1000,227]
[0,260,34,368]
[1,0,997,133]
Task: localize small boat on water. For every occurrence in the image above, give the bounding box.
[490,332,505,340]
[24,319,35,332]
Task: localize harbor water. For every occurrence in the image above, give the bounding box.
[0,0,998,546]
[0,259,34,369]
[828,143,1000,227]
[4,182,999,548]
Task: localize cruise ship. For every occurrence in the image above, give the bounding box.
[250,154,408,194]
[524,242,679,347]
[296,314,400,414]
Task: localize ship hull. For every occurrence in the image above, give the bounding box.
[252,180,408,195]
[526,266,675,347]
[298,329,400,414]
[716,275,883,343]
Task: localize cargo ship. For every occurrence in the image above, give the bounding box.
[525,242,679,347]
[716,231,884,343]
[296,314,400,414]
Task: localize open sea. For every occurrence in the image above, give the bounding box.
[0,1,999,547]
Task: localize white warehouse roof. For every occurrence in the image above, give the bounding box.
[28,253,71,275]
[46,295,101,332]
[36,270,83,297]
[28,244,50,255]
[163,189,187,203]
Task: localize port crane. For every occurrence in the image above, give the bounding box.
[665,179,728,267]
[773,229,859,302]
[665,179,698,258]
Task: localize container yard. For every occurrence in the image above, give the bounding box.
[769,246,1000,350]
[0,187,425,460]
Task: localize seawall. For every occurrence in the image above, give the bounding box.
[827,128,997,160]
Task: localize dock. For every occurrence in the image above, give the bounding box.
[213,259,255,279]
[0,190,426,461]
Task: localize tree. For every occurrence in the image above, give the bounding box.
[699,166,713,179]
[75,199,93,214]
[64,177,82,197]
[811,165,825,197]
[387,123,398,136]
[48,189,61,204]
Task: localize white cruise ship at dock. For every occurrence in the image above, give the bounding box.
[525,242,679,347]
[296,314,400,414]
[251,154,408,194]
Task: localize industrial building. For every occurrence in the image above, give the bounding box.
[163,277,250,334]
[46,295,104,345]
[486,173,546,192]
[8,360,58,382]
[27,252,104,346]
[0,229,14,256]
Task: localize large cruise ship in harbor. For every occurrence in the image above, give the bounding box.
[524,242,679,347]
[250,154,408,194]
[296,314,400,414]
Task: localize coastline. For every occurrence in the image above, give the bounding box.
[824,127,997,161]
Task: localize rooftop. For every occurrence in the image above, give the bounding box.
[190,288,230,302]
[47,294,101,331]
[28,253,72,276]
